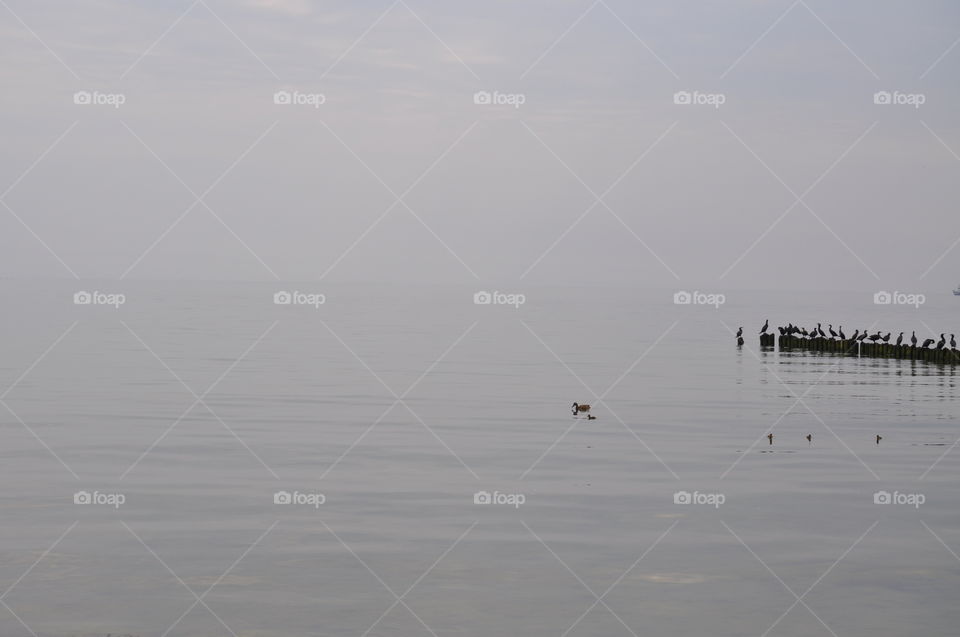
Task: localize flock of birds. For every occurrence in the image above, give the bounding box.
[735,320,958,351]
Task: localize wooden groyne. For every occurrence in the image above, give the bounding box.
[774,335,959,364]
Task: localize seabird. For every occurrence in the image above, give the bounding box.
[876,435,882,445]
[817,323,826,338]
[587,414,596,420]
[737,336,744,346]
[760,320,769,334]
[838,326,846,340]
[951,334,957,349]
[937,334,946,350]
[806,434,812,445]
[851,329,860,341]
[767,433,774,445]
[882,332,891,343]
[828,324,838,339]
[858,331,869,342]
[911,331,918,347]
[895,332,903,346]
[922,338,935,349]
[869,332,881,343]
[736,326,743,338]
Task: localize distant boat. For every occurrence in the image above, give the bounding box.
[954,284,960,296]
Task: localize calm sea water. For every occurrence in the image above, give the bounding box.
[0,281,957,636]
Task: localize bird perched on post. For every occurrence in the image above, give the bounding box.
[876,435,882,445]
[736,326,742,338]
[767,433,774,445]
[922,338,935,349]
[760,320,769,334]
[951,334,957,349]
[838,326,846,340]
[911,331,918,347]
[851,329,859,341]
[895,332,903,346]
[806,434,812,445]
[881,332,891,343]
[936,334,946,350]
[828,324,838,339]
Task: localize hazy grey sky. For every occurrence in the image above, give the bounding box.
[1,0,959,290]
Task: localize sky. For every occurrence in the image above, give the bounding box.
[1,0,959,291]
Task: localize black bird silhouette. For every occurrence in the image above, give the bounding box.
[736,326,742,338]
[911,331,918,347]
[801,327,809,337]
[881,332,891,343]
[806,434,812,445]
[869,332,881,343]
[817,323,826,338]
[828,324,838,339]
[895,332,903,346]
[760,320,769,334]
[876,435,882,445]
[737,336,744,347]
[838,326,846,340]
[767,433,774,445]
[951,334,957,349]
[778,326,786,336]
[858,331,869,342]
[936,334,946,350]
[922,338,935,349]
[851,329,859,341]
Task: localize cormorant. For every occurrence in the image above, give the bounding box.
[828,324,838,339]
[736,326,742,338]
[881,332,891,343]
[895,332,903,346]
[838,326,846,340]
[760,320,769,334]
[936,334,946,350]
[922,338,935,349]
[767,433,773,445]
[911,331,918,347]
[951,334,957,349]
